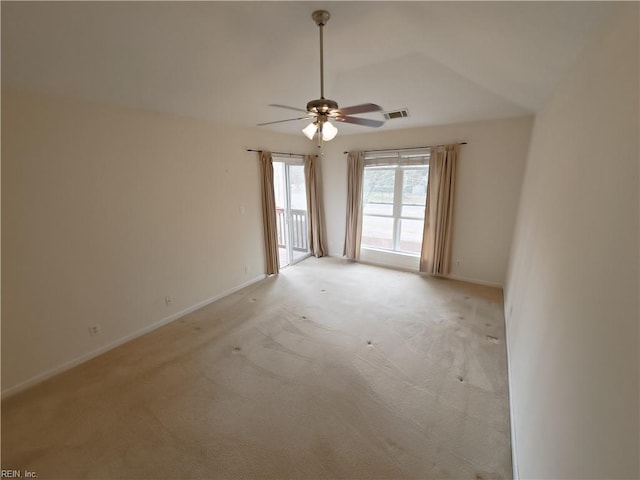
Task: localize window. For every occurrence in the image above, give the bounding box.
[361,149,429,255]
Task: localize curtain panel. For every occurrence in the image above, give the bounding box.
[304,155,327,257]
[420,144,459,275]
[343,151,365,260]
[259,151,279,275]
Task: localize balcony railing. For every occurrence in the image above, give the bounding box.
[276,208,308,252]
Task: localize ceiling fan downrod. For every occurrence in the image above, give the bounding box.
[312,10,330,100]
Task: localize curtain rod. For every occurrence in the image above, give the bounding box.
[342,142,467,155]
[246,149,316,157]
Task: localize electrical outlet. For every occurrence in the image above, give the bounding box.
[88,324,101,336]
[165,295,173,306]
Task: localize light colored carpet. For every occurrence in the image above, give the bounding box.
[1,257,512,479]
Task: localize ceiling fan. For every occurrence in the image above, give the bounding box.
[258,10,385,142]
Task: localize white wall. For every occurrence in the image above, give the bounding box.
[1,87,312,395]
[504,5,639,478]
[320,116,533,286]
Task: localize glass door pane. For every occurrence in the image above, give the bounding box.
[287,164,309,264]
[272,161,290,268]
[272,160,310,269]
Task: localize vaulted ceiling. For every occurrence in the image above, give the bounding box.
[2,1,613,135]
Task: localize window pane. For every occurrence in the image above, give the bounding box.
[363,202,393,216]
[402,204,425,218]
[361,216,394,250]
[399,218,424,254]
[402,167,428,218]
[363,167,395,203]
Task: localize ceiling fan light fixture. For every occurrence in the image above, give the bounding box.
[322,120,338,141]
[302,119,338,141]
[302,121,318,140]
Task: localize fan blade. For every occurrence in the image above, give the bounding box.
[335,116,384,128]
[336,103,382,116]
[268,104,309,114]
[257,116,310,126]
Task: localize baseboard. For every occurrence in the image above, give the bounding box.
[343,255,504,289]
[445,273,504,289]
[503,299,520,480]
[1,274,267,400]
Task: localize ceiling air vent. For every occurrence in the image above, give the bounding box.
[383,108,409,120]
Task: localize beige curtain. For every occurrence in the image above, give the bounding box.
[343,151,365,260]
[304,155,326,257]
[420,144,459,275]
[259,151,279,275]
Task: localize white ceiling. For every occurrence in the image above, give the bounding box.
[2,1,613,136]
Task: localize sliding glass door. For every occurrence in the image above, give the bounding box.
[273,159,310,268]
